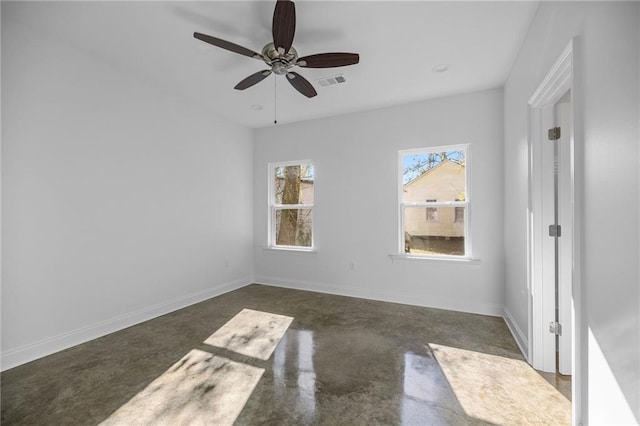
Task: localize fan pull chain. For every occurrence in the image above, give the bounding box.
[273,75,278,125]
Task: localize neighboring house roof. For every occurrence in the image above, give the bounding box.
[404,159,465,188]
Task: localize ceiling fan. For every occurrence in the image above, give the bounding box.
[194,0,360,98]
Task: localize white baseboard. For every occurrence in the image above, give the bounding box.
[503,306,529,360]
[254,276,504,317]
[1,277,252,372]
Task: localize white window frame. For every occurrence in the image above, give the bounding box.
[268,159,314,251]
[398,144,471,259]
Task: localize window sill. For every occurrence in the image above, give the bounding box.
[262,246,318,255]
[389,254,480,264]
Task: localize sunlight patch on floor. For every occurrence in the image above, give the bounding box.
[100,349,264,426]
[100,309,294,425]
[430,343,571,426]
[204,308,294,360]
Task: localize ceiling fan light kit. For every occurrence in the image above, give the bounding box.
[193,0,360,99]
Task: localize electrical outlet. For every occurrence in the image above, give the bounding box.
[349,261,356,271]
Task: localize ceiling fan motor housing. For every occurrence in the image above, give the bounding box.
[262,42,298,75]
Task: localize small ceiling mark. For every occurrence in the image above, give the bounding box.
[432,64,450,73]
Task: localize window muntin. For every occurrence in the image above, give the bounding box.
[269,161,314,249]
[400,145,469,258]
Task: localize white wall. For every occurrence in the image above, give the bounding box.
[254,89,505,317]
[504,2,640,423]
[1,4,254,370]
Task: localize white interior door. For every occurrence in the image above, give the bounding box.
[537,104,557,373]
[537,92,573,375]
[530,93,573,376]
[556,94,573,375]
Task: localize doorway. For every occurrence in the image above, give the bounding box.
[527,40,580,423]
[530,89,573,373]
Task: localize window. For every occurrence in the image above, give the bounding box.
[425,199,438,222]
[400,145,469,257]
[454,207,465,223]
[269,161,314,249]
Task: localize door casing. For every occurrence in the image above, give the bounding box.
[527,40,581,424]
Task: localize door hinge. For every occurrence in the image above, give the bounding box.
[548,127,561,141]
[548,224,562,237]
[549,321,562,336]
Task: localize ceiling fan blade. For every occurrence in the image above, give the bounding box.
[286,72,317,98]
[234,70,273,90]
[272,0,296,53]
[297,53,360,68]
[194,32,263,60]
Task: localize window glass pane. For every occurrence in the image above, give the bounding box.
[274,164,314,204]
[404,207,465,256]
[275,209,313,247]
[402,150,465,203]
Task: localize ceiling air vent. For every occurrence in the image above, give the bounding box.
[316,74,346,87]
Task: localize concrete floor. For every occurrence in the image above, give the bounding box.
[1,284,571,425]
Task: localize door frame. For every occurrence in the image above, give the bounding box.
[527,39,582,424]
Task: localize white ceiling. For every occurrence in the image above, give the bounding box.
[10,1,540,128]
